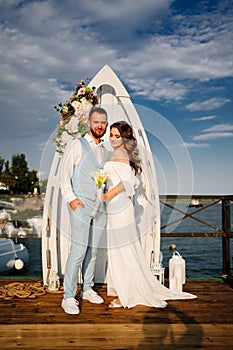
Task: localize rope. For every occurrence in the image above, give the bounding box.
[0,281,47,300]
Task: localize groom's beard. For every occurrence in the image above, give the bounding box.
[90,128,106,139]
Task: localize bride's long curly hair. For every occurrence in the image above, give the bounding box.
[110,121,142,175]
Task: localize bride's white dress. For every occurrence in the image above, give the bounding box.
[103,161,196,308]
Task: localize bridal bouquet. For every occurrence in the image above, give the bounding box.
[54,80,98,154]
[90,170,109,218]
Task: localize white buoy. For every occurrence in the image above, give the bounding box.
[14,258,24,270]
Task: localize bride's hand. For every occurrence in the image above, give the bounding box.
[102,193,107,201]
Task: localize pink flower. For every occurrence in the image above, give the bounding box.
[75,83,82,90]
[75,80,85,90]
[88,91,96,98]
[77,87,86,96]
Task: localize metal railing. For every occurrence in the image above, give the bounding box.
[1,194,232,283]
[159,195,233,284]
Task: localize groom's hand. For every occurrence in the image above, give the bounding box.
[70,198,85,211]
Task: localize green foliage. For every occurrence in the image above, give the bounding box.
[0,156,4,174]
[0,153,39,194]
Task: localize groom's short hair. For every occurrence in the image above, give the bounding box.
[89,107,108,120]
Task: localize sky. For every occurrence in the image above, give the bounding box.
[0,0,232,195]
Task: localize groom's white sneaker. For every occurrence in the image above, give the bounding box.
[61,297,80,315]
[80,288,104,304]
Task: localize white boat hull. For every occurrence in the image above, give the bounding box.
[0,238,29,274]
[42,65,161,285]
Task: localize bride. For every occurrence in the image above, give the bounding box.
[102,121,197,308]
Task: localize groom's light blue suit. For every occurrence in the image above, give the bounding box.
[63,138,108,298]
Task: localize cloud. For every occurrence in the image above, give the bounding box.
[113,1,233,102]
[1,0,232,112]
[0,0,233,172]
[202,123,233,132]
[193,123,233,141]
[182,142,210,148]
[193,132,233,141]
[129,77,188,102]
[186,97,231,111]
[192,115,217,121]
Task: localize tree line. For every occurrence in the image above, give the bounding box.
[0,153,39,194]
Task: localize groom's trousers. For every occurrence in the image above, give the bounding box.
[63,197,106,299]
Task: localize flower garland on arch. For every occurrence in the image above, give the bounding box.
[54,80,98,154]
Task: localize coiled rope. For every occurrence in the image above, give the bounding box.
[0,281,46,300]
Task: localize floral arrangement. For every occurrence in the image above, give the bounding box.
[90,170,109,218]
[92,170,109,190]
[54,79,98,153]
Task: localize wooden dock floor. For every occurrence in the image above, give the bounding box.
[0,278,233,349]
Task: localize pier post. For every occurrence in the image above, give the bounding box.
[222,198,231,279]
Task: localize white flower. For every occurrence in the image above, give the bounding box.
[61,131,71,144]
[54,79,98,153]
[62,105,69,114]
[71,100,82,110]
[80,97,92,110]
[65,116,79,133]
[74,109,89,124]
[92,170,109,189]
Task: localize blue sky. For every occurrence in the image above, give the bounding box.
[0,0,232,195]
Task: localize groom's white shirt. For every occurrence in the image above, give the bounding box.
[60,133,103,204]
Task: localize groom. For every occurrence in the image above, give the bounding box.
[59,107,108,315]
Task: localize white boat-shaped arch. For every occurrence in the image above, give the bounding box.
[41,65,161,286]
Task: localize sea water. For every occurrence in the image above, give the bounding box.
[160,201,233,279]
[1,200,232,279]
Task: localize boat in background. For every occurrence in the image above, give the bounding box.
[189,199,203,208]
[0,238,29,274]
[0,204,29,274]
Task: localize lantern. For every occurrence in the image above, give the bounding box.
[48,271,60,291]
[169,251,186,292]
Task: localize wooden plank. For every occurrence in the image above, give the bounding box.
[0,280,233,349]
[1,324,233,349]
